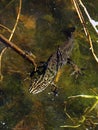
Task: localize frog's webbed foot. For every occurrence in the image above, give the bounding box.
[71,64,85,79]
[67,58,85,79]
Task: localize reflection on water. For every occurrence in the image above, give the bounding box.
[79,0,98,33]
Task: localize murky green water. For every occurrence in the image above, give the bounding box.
[0,0,98,130]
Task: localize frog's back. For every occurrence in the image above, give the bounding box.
[29,27,75,94]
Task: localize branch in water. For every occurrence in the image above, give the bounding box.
[0,0,36,81]
[0,0,15,14]
[61,94,98,128]
[71,0,98,63]
[0,24,12,33]
[0,0,23,81]
[79,0,98,34]
[0,34,37,68]
[9,0,22,41]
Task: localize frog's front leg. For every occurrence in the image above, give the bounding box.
[67,58,85,78]
[30,61,48,78]
[70,64,83,79]
[48,82,58,97]
[51,83,58,97]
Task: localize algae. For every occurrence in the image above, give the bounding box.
[0,0,98,130]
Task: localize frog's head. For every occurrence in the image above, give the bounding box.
[61,26,75,38]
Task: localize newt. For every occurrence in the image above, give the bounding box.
[29,27,82,94]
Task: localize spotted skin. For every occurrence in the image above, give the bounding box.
[29,27,75,94]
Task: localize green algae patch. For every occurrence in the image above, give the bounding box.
[0,0,98,130]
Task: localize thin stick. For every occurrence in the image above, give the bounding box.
[0,0,22,81]
[85,100,98,114]
[0,0,15,14]
[68,94,98,114]
[0,24,12,33]
[79,0,98,34]
[0,34,37,67]
[61,94,98,128]
[68,94,98,99]
[0,48,6,81]
[9,0,22,41]
[60,124,81,128]
[71,0,98,63]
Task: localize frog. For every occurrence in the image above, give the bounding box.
[29,27,83,94]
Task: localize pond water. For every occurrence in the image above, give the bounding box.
[0,0,98,130]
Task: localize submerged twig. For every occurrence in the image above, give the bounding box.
[60,124,81,128]
[71,0,98,63]
[0,0,21,81]
[0,0,15,14]
[79,0,98,34]
[0,0,22,81]
[69,95,98,114]
[0,0,37,81]
[9,0,22,41]
[61,94,98,128]
[68,94,98,99]
[0,34,37,67]
[0,48,6,81]
[0,24,12,33]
